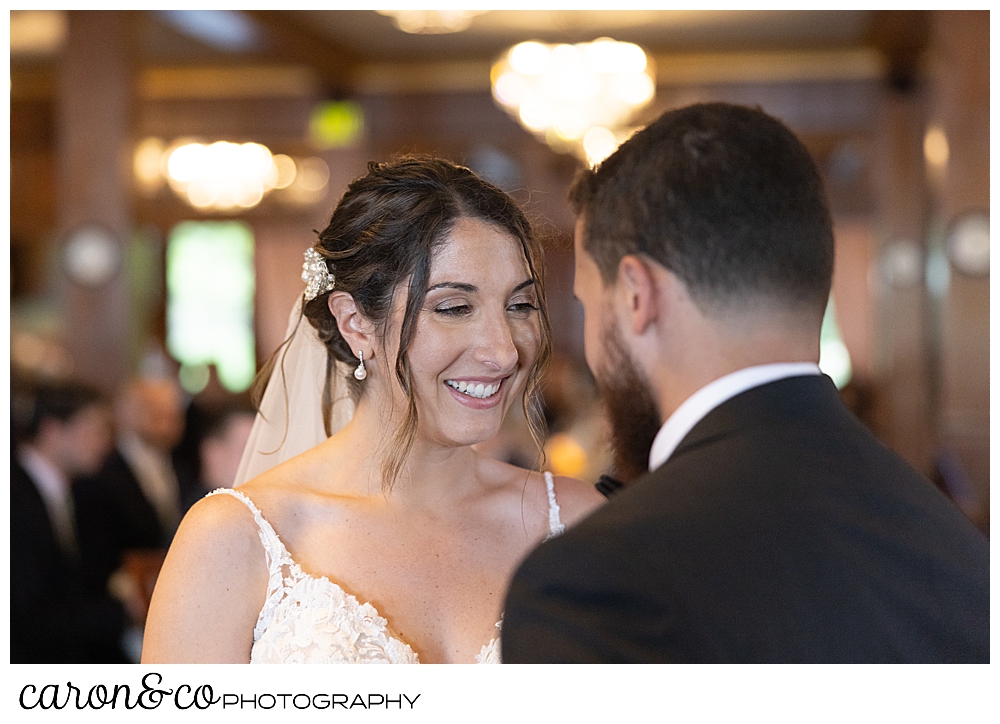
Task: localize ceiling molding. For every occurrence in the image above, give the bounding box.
[354,60,493,95]
[352,48,885,95]
[11,48,887,101]
[653,48,884,85]
[141,65,321,99]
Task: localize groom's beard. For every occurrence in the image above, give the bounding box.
[593,322,663,484]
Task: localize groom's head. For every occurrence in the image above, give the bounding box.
[570,103,834,480]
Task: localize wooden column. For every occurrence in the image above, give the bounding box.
[928,11,990,531]
[56,11,135,391]
[868,86,935,476]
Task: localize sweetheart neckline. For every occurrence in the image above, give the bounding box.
[272,561,501,664]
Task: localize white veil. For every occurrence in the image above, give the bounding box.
[233,296,355,486]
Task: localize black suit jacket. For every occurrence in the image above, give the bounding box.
[10,461,127,663]
[503,375,989,663]
[72,449,167,593]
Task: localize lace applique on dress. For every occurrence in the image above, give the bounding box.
[208,473,562,664]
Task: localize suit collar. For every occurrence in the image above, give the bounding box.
[648,363,821,471]
[651,372,843,473]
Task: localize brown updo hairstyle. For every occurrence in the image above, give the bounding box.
[267,156,552,489]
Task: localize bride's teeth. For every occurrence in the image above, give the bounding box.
[447,380,500,399]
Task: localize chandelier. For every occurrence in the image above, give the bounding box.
[491,38,655,166]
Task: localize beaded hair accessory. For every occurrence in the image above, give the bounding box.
[301,247,336,301]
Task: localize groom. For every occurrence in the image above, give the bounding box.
[502,103,989,662]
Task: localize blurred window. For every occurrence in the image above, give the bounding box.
[819,295,852,389]
[166,221,255,393]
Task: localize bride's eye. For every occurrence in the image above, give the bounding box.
[507,300,538,318]
[435,304,472,317]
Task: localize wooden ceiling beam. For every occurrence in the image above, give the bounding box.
[865,10,932,93]
[242,10,360,96]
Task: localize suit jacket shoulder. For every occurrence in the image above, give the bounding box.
[73,449,165,590]
[503,375,989,663]
[10,461,127,663]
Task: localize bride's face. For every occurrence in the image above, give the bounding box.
[382,216,541,448]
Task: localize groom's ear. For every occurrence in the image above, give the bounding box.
[327,292,375,354]
[617,255,660,337]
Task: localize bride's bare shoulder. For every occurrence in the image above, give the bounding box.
[546,473,605,527]
[485,458,605,528]
[143,488,265,663]
[176,487,264,551]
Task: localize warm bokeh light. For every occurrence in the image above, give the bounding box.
[271,154,297,189]
[582,126,619,166]
[492,38,655,166]
[134,139,329,211]
[924,126,949,169]
[133,137,166,193]
[376,10,486,35]
[10,10,67,56]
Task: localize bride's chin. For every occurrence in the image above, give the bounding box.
[419,419,505,450]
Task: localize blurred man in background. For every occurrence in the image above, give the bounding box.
[10,380,134,662]
[183,400,256,508]
[73,375,191,653]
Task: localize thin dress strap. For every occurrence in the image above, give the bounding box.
[205,487,297,641]
[543,471,565,539]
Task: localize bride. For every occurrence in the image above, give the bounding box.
[142,157,605,663]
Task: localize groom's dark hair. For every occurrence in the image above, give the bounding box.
[569,102,834,318]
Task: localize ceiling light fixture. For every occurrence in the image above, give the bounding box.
[135,138,329,211]
[492,38,656,166]
[376,9,486,35]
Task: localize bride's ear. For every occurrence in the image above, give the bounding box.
[327,292,374,357]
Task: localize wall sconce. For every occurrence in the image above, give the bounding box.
[134,138,329,211]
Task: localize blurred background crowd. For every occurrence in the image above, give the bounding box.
[8,10,988,663]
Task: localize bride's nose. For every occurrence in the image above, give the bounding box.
[474,315,519,372]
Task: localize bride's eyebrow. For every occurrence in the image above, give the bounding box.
[425,279,535,293]
[426,282,477,293]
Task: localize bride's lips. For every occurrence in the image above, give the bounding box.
[444,376,508,410]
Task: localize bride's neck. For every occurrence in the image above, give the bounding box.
[330,395,484,506]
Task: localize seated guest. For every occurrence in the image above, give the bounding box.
[181,399,255,510]
[73,375,189,614]
[11,380,132,663]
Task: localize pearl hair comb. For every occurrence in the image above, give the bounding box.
[301,247,336,301]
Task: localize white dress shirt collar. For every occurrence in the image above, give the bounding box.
[118,432,182,534]
[648,362,822,472]
[18,445,79,555]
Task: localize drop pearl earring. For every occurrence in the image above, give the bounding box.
[354,350,367,381]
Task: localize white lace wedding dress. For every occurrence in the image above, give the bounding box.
[209,472,565,664]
